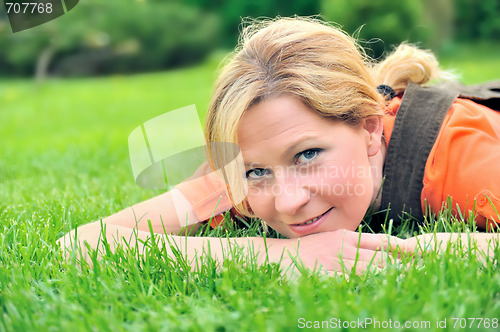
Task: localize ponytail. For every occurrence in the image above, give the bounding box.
[372,44,451,96]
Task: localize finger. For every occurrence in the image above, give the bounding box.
[403,235,439,254]
[336,246,385,262]
[337,230,411,254]
[361,249,403,268]
[332,248,401,270]
[358,233,405,249]
[333,231,419,271]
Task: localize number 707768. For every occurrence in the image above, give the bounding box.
[5,2,53,14]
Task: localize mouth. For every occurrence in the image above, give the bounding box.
[294,207,333,226]
[288,207,334,236]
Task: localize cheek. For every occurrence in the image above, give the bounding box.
[313,155,373,201]
[246,189,273,220]
[246,194,288,233]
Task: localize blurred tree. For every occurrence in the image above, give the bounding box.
[183,0,321,47]
[454,0,500,41]
[0,0,322,77]
[1,0,498,77]
[321,0,500,57]
[0,0,220,77]
[321,0,429,58]
[421,0,454,50]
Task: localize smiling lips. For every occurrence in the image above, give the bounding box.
[287,207,334,236]
[295,207,333,226]
[301,215,321,225]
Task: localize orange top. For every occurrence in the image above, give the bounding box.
[174,162,233,228]
[177,96,500,229]
[384,97,500,229]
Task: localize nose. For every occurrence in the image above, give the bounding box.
[273,173,310,216]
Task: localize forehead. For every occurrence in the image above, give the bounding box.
[237,97,335,157]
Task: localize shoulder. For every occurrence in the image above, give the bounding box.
[381,86,500,227]
[382,97,402,146]
[424,97,500,228]
[382,94,500,145]
[444,98,500,134]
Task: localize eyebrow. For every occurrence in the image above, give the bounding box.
[282,136,318,159]
[243,135,319,168]
[244,162,259,167]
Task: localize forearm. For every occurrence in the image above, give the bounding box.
[101,189,200,235]
[57,220,289,268]
[407,232,500,257]
[58,223,402,277]
[100,162,234,235]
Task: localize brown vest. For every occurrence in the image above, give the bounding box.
[374,81,500,228]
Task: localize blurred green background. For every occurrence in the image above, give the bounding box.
[0,0,499,211]
[0,0,499,78]
[0,3,499,329]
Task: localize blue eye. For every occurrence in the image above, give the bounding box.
[245,168,270,180]
[295,149,322,164]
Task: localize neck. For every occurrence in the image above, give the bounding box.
[370,136,387,210]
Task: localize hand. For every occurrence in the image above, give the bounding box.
[57,221,153,264]
[265,229,406,277]
[402,232,500,261]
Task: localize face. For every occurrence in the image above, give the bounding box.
[237,96,384,238]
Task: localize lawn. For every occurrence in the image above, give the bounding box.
[0,46,499,331]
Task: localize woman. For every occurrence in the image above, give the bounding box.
[58,17,499,274]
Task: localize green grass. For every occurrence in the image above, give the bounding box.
[437,42,500,84]
[1,46,499,331]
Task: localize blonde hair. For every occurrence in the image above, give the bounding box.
[205,17,446,217]
[372,43,449,96]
